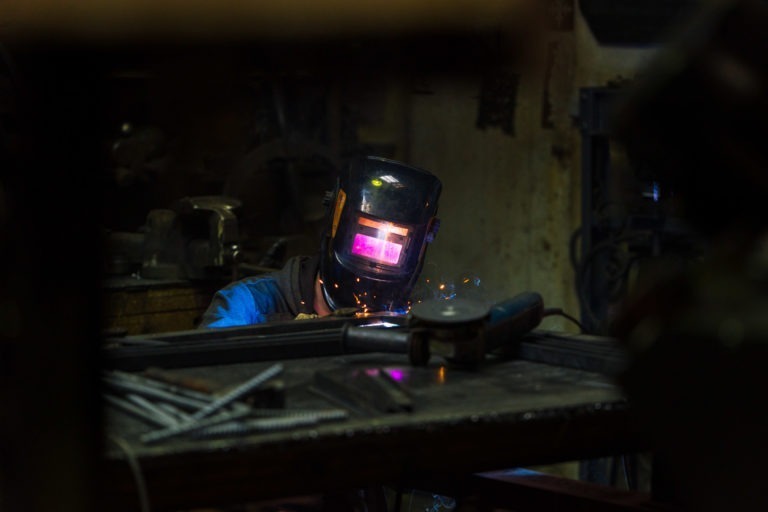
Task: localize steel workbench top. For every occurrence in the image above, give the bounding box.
[102,347,641,511]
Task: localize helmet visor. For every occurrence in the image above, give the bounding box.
[350,216,410,267]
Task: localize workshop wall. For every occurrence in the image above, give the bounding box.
[94,3,664,336]
[406,3,657,332]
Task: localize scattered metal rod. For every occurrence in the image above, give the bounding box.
[192,416,318,438]
[126,394,180,427]
[143,367,216,393]
[247,408,350,420]
[104,394,170,428]
[106,365,356,444]
[141,408,251,445]
[190,363,284,421]
[104,372,252,414]
[156,402,194,423]
[103,376,212,411]
[191,414,347,439]
[109,370,222,404]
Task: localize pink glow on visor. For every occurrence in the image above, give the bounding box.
[352,233,403,265]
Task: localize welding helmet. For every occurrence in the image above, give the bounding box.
[320,156,442,313]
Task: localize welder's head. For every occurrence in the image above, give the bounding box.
[319,156,442,314]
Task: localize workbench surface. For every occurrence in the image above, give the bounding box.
[102,350,641,511]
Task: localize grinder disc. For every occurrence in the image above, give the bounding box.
[409,298,489,325]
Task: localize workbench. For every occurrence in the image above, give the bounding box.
[102,276,224,335]
[101,325,644,511]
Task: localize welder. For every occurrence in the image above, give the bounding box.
[198,156,442,328]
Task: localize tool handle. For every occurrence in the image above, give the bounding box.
[485,292,544,351]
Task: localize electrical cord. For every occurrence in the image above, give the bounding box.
[542,308,587,333]
[573,230,653,332]
[569,225,582,273]
[108,434,151,512]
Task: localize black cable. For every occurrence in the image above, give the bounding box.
[108,434,151,512]
[569,225,582,272]
[574,231,652,332]
[542,307,587,333]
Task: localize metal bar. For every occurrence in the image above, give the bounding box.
[104,394,169,428]
[190,416,320,439]
[103,316,409,371]
[157,402,194,423]
[126,394,180,427]
[109,370,221,404]
[103,331,348,371]
[120,315,405,344]
[191,363,283,421]
[140,408,252,444]
[103,376,213,411]
[515,338,626,376]
[190,409,350,439]
[246,408,350,420]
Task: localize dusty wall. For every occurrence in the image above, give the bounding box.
[405,1,657,332]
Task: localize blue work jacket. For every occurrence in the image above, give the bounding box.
[199,255,318,328]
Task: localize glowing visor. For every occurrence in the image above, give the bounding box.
[350,217,409,266]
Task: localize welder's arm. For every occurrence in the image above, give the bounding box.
[198,278,280,328]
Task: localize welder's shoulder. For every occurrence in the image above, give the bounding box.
[220,275,283,312]
[200,275,282,327]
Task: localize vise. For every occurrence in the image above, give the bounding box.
[141,195,242,280]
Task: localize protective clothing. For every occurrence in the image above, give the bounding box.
[199,255,318,328]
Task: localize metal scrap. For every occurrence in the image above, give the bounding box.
[104,363,350,445]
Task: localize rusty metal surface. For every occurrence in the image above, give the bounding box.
[102,353,640,510]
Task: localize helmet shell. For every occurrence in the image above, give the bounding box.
[320,156,442,313]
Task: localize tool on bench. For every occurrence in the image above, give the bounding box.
[106,290,626,375]
[341,291,546,367]
[103,292,549,370]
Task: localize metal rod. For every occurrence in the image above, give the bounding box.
[190,363,283,421]
[247,408,349,420]
[140,408,251,444]
[126,394,180,427]
[156,403,194,423]
[190,414,351,439]
[109,370,219,403]
[103,376,212,411]
[104,394,169,428]
[195,416,318,438]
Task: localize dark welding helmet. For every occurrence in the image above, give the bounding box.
[320,156,442,314]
